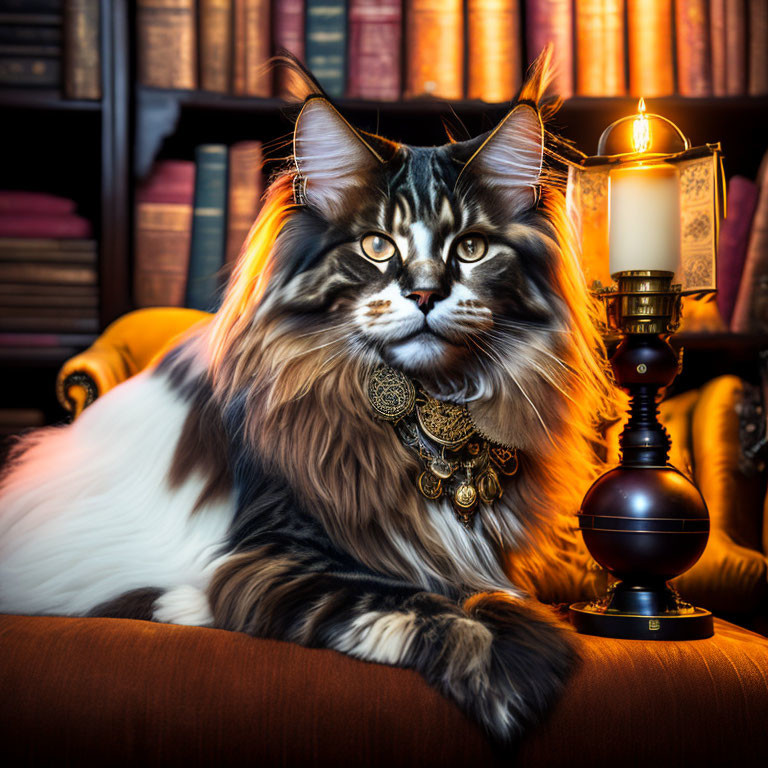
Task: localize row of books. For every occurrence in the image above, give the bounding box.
[718,146,768,334]
[0,0,101,99]
[134,142,264,310]
[0,191,98,335]
[138,0,768,103]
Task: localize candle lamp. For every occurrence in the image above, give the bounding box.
[566,101,725,640]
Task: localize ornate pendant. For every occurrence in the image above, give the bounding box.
[368,365,416,422]
[429,456,454,479]
[490,446,519,476]
[477,467,503,504]
[416,394,476,448]
[418,470,443,500]
[453,482,478,527]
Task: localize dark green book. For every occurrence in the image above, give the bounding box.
[185,144,228,312]
[306,0,347,98]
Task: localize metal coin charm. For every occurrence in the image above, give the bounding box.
[429,456,454,479]
[416,394,476,448]
[367,365,416,422]
[453,482,477,510]
[418,471,443,500]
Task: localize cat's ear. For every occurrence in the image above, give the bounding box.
[294,97,383,219]
[458,104,544,214]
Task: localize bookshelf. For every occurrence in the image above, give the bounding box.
[2,0,768,424]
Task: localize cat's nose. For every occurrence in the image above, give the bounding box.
[406,289,444,314]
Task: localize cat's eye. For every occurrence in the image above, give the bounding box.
[361,233,398,262]
[455,233,488,263]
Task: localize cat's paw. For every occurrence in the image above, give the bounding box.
[427,596,576,743]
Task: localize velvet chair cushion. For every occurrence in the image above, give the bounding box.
[1,613,767,767]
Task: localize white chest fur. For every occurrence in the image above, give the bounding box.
[0,370,235,617]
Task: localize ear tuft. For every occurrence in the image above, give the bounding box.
[458,104,544,215]
[294,98,382,219]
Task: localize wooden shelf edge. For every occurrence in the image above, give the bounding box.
[137,86,768,115]
[0,89,102,112]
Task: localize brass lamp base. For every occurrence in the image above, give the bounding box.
[570,602,713,641]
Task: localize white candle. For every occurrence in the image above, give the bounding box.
[608,163,681,277]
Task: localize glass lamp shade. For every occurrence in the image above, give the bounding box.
[565,102,724,294]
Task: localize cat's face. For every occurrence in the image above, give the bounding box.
[262,98,564,400]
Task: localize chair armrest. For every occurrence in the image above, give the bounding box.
[56,307,213,418]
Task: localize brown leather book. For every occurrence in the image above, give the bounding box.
[575,0,625,97]
[748,0,768,95]
[134,161,195,308]
[232,0,271,97]
[273,0,304,96]
[525,0,573,98]
[725,0,747,95]
[404,0,463,99]
[675,0,712,96]
[627,0,674,97]
[0,263,97,285]
[137,0,196,89]
[199,0,232,93]
[467,0,521,102]
[63,0,101,99]
[710,0,727,94]
[347,0,402,101]
[226,141,263,266]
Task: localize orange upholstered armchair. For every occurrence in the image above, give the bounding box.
[2,307,767,766]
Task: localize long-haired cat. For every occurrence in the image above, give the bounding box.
[0,59,615,742]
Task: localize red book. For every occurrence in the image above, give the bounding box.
[134,160,195,308]
[0,191,76,216]
[273,0,304,95]
[525,0,573,98]
[711,0,747,95]
[347,0,401,100]
[675,0,712,96]
[732,150,768,332]
[0,215,92,238]
[749,0,768,95]
[716,176,759,326]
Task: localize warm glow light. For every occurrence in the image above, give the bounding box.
[632,98,650,154]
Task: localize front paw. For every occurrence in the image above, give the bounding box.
[426,597,576,743]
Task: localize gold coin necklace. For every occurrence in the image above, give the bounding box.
[366,364,519,528]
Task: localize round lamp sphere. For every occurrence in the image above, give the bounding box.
[578,466,709,582]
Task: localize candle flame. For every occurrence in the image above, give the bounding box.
[632,98,650,154]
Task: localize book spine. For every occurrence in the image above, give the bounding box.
[675,0,712,96]
[725,0,747,95]
[732,152,768,333]
[0,263,97,284]
[0,55,59,86]
[63,0,100,99]
[0,314,99,333]
[199,0,232,93]
[233,0,271,96]
[627,0,674,97]
[710,0,727,95]
[0,215,92,238]
[186,145,229,311]
[748,0,768,95]
[0,0,62,11]
[273,0,305,95]
[134,202,194,307]
[716,176,759,326]
[467,0,521,102]
[347,0,401,101]
[0,249,96,264]
[0,20,62,46]
[525,0,573,98]
[405,0,463,99]
[575,0,625,97]
[0,292,98,308]
[226,141,263,266]
[137,0,196,90]
[306,0,348,98]
[0,191,76,215]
